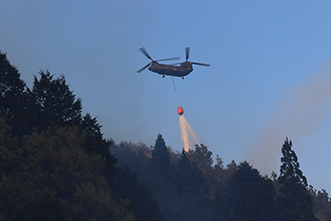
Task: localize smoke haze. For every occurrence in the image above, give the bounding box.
[249,61,331,175]
[2,1,331,191]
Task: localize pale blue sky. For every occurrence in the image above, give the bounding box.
[1,1,331,191]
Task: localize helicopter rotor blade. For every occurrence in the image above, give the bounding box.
[139,47,153,61]
[191,62,210,67]
[185,47,190,61]
[156,57,180,62]
[137,63,151,73]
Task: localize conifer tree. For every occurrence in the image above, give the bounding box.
[175,149,210,220]
[0,51,27,135]
[225,161,275,220]
[30,70,82,131]
[188,144,218,193]
[0,52,166,220]
[279,137,307,186]
[277,138,318,221]
[176,148,209,198]
[0,126,135,220]
[152,134,170,171]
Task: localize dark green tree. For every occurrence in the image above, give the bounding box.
[224,161,276,220]
[226,160,237,177]
[176,149,208,196]
[30,70,82,131]
[152,134,170,171]
[0,126,134,220]
[109,141,168,220]
[213,155,230,190]
[188,144,218,194]
[188,144,214,172]
[0,52,166,220]
[80,113,118,184]
[29,70,120,192]
[277,138,318,221]
[0,117,20,179]
[149,135,177,219]
[279,137,307,187]
[309,186,331,220]
[175,149,210,221]
[0,51,27,135]
[111,165,164,221]
[211,187,232,220]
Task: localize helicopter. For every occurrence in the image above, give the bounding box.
[137,47,210,79]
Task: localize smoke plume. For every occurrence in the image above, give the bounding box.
[248,61,331,174]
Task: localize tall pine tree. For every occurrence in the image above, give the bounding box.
[30,70,82,132]
[175,149,210,221]
[0,51,27,135]
[224,161,276,220]
[277,138,318,221]
[279,137,307,186]
[152,134,170,171]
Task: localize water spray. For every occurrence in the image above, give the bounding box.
[171,77,199,151]
[179,114,199,151]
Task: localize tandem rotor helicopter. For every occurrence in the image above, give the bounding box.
[137,47,210,79]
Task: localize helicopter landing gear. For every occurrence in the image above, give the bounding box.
[163,75,165,78]
[182,76,184,79]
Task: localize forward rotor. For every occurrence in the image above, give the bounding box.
[137,63,151,73]
[139,47,153,61]
[137,47,180,73]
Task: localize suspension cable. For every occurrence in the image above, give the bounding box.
[172,76,180,106]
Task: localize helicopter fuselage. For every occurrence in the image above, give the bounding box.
[148,61,193,77]
[137,47,209,77]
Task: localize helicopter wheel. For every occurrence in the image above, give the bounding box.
[182,77,184,79]
[162,75,165,78]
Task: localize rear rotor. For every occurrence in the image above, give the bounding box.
[185,47,210,67]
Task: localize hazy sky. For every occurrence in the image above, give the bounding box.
[1,1,331,191]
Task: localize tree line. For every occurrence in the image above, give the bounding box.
[112,136,331,220]
[0,50,330,220]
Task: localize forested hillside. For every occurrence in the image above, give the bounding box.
[1,50,330,220]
